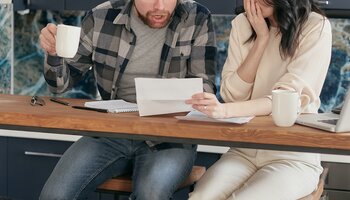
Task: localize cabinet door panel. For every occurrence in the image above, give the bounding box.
[0,137,7,196]
[236,0,350,10]
[196,0,236,15]
[235,0,350,17]
[324,162,350,191]
[325,190,350,200]
[7,138,72,200]
[13,0,64,11]
[318,0,350,10]
[65,0,106,10]
[65,0,237,13]
[28,0,64,10]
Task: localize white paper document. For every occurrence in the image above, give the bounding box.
[176,110,254,124]
[135,78,203,116]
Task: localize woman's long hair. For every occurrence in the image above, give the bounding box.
[246,0,325,59]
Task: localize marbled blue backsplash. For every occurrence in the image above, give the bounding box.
[0,9,349,112]
[320,19,350,112]
[0,4,12,94]
[12,10,96,99]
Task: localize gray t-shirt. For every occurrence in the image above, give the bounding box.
[116,7,168,103]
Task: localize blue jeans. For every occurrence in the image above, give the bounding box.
[39,137,197,200]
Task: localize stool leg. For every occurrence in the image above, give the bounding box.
[114,193,126,200]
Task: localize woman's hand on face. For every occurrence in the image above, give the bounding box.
[185,92,227,119]
[244,0,269,39]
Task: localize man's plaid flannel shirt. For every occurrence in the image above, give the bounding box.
[45,0,217,101]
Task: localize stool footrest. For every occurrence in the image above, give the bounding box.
[97,166,206,193]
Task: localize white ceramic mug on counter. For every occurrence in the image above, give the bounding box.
[55,24,81,58]
[272,89,300,127]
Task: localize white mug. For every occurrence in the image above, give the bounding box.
[55,24,81,58]
[272,89,300,127]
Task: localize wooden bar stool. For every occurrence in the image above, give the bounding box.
[299,168,329,200]
[97,166,206,198]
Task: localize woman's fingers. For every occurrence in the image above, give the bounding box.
[186,92,217,106]
[191,92,216,100]
[192,104,212,115]
[244,0,252,19]
[256,1,263,19]
[192,103,226,119]
[251,0,257,17]
[185,92,225,118]
[186,98,215,106]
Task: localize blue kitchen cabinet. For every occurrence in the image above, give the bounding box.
[13,0,240,13]
[7,138,73,200]
[3,136,221,200]
[5,137,115,200]
[13,0,64,11]
[323,162,350,200]
[320,0,350,10]
[0,137,7,197]
[65,0,106,10]
[66,0,239,13]
[12,0,350,18]
[235,0,350,17]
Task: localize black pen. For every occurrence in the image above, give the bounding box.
[50,97,70,106]
[72,105,109,113]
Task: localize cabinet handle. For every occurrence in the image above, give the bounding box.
[317,0,329,5]
[24,151,63,158]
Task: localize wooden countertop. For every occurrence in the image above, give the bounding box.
[1,94,349,155]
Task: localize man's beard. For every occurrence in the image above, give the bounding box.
[134,6,173,29]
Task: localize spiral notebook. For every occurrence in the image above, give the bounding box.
[84,99,138,113]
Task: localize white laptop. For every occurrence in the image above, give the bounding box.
[296,91,350,132]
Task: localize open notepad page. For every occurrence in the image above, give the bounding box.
[84,100,138,113]
[176,110,254,124]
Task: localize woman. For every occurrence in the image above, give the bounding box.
[186,0,332,199]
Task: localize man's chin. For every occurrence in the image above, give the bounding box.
[147,14,172,28]
[147,21,168,29]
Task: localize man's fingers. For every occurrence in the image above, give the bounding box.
[40,35,56,55]
[39,24,58,54]
[41,28,56,45]
[47,23,57,35]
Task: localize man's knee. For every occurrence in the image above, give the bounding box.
[39,190,74,200]
[39,183,78,200]
[131,190,172,200]
[131,187,172,200]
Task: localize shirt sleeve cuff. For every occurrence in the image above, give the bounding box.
[47,55,62,66]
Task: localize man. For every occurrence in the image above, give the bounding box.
[39,0,216,199]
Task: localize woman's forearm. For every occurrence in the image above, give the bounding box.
[237,36,269,83]
[224,97,272,118]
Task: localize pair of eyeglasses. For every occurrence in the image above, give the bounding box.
[30,96,46,106]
